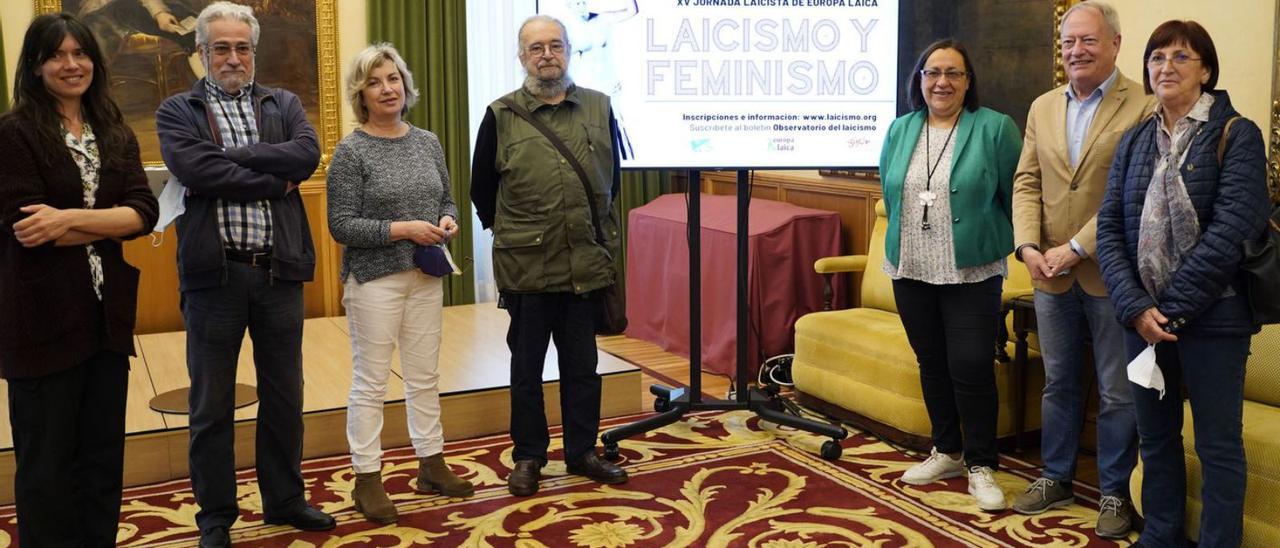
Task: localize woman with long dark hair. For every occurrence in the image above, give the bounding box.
[0,13,157,545]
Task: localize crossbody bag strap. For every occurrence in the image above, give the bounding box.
[496,96,607,246]
[1217,115,1241,166]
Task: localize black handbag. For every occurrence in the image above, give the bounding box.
[1241,205,1280,324]
[496,96,627,335]
[1216,116,1280,324]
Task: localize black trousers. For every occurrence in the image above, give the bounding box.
[183,262,306,532]
[892,276,1002,468]
[8,350,129,547]
[503,291,601,464]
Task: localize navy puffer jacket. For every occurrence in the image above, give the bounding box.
[1097,90,1270,336]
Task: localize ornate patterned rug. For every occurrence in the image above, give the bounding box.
[0,411,1135,547]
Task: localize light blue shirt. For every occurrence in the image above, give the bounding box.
[1064,68,1120,167]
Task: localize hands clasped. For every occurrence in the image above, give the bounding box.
[397,216,458,246]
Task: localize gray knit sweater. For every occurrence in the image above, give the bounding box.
[326,126,459,283]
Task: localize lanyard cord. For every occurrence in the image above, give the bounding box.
[922,121,957,230]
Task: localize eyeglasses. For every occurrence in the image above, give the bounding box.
[206,43,255,58]
[1060,37,1101,50]
[1147,53,1201,68]
[525,42,566,57]
[920,69,970,82]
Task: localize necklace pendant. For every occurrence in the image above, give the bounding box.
[918,190,937,207]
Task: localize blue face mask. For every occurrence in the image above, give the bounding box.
[413,243,460,278]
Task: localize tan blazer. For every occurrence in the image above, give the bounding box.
[1012,72,1155,296]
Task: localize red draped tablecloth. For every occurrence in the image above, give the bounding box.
[625,193,844,379]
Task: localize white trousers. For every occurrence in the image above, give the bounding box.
[344,270,445,473]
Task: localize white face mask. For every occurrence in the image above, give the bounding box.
[150,176,186,247]
[1127,344,1166,399]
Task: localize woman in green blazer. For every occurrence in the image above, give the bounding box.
[881,39,1022,513]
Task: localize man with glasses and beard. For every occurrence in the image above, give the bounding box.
[155,2,332,546]
[471,14,628,497]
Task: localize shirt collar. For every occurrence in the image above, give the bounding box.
[1065,68,1120,102]
[205,78,254,100]
[1154,92,1215,126]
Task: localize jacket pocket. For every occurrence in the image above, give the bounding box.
[0,268,82,348]
[493,227,546,292]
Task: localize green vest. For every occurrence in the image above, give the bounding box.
[490,85,619,294]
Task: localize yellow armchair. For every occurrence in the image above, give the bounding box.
[793,200,1043,448]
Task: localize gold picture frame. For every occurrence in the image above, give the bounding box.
[1270,0,1280,202]
[34,0,339,170]
[1052,0,1081,88]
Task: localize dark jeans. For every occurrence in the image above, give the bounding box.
[1127,331,1249,548]
[503,291,601,464]
[183,261,306,532]
[8,350,128,547]
[893,276,1003,468]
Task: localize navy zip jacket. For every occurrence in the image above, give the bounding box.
[156,80,320,291]
[1097,90,1270,336]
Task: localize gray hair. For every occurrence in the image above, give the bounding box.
[1061,1,1121,38]
[345,43,419,124]
[516,15,570,57]
[196,1,261,46]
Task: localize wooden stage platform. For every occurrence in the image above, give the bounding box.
[0,303,641,504]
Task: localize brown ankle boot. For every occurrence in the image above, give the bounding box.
[417,453,475,497]
[352,471,398,524]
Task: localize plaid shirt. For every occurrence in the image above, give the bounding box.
[206,80,272,251]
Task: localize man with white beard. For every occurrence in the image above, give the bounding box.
[470,14,628,497]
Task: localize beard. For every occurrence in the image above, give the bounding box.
[522,62,572,100]
[204,56,254,95]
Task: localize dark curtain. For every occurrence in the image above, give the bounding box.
[368,0,475,305]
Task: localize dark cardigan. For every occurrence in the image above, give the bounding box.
[0,112,159,379]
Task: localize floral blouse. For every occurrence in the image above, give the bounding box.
[63,121,105,301]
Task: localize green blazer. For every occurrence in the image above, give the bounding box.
[879,107,1022,269]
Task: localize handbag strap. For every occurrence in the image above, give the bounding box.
[496,96,608,246]
[1217,115,1241,166]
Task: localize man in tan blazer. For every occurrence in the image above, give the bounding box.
[1010,0,1155,539]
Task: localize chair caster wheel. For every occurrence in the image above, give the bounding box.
[820,440,842,460]
[603,443,620,460]
[654,398,670,412]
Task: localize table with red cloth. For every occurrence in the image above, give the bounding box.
[625,193,845,379]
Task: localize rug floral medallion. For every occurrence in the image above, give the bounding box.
[0,410,1134,547]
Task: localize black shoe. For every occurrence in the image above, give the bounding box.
[199,526,231,548]
[508,459,541,497]
[567,451,629,484]
[264,505,336,532]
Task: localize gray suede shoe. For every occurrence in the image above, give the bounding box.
[1095,495,1134,539]
[1011,477,1074,514]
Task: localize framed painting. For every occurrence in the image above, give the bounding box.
[33,0,339,168]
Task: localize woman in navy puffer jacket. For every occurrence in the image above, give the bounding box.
[1096,20,1270,548]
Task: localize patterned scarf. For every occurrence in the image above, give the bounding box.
[1137,102,1206,301]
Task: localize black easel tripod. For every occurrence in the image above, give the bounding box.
[601,170,847,460]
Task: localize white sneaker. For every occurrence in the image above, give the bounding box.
[967,466,1006,511]
[901,448,965,485]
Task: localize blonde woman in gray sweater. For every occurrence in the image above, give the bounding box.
[326,43,472,525]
